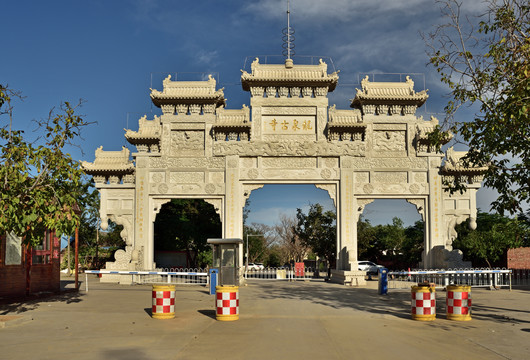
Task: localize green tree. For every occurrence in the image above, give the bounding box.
[373,218,408,263]
[0,85,91,246]
[403,220,425,267]
[357,216,377,260]
[424,0,530,214]
[294,203,336,269]
[357,217,424,268]
[154,199,221,267]
[453,211,529,267]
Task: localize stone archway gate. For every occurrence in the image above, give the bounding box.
[82,58,486,285]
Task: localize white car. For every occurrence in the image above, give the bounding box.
[247,263,265,271]
[358,261,383,274]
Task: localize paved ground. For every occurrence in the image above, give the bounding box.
[0,275,529,360]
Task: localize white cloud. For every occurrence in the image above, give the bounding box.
[243,0,429,22]
[197,50,219,65]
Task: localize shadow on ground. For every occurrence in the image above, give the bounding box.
[0,290,84,315]
[249,281,530,325]
[198,309,217,319]
[252,281,413,319]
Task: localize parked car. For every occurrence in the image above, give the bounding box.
[247,263,265,271]
[358,261,384,274]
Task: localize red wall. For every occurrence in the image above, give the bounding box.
[0,265,27,298]
[507,247,530,269]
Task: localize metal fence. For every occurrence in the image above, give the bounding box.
[244,267,327,281]
[511,269,530,286]
[387,268,516,290]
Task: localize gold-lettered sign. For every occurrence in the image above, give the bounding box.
[262,115,315,135]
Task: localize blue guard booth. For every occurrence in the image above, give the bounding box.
[207,238,243,294]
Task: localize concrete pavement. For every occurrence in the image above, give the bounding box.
[0,275,529,360]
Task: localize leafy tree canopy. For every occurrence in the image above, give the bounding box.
[424,0,530,214]
[453,210,529,267]
[0,85,92,247]
[294,203,336,265]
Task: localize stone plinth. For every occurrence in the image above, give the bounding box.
[330,269,367,286]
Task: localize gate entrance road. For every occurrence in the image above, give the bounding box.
[1,276,528,360]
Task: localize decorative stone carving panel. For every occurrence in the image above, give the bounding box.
[240,157,256,168]
[209,172,225,184]
[352,158,428,170]
[373,130,406,152]
[150,172,165,183]
[170,131,204,156]
[324,157,339,168]
[414,172,428,183]
[261,107,317,115]
[372,171,408,183]
[169,171,204,183]
[213,141,365,157]
[262,169,320,180]
[262,157,317,168]
[355,172,370,183]
[149,157,225,169]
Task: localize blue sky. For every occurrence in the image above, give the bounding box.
[2,0,502,229]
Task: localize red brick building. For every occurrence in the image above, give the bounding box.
[0,231,61,299]
[507,247,530,269]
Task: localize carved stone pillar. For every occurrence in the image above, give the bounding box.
[424,158,445,268]
[135,157,151,270]
[338,165,355,271]
[224,155,244,268]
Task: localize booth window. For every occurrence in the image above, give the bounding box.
[33,230,52,264]
[2,232,23,266]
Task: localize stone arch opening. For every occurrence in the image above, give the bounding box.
[153,198,221,269]
[243,183,336,269]
[357,199,424,269]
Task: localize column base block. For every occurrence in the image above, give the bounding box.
[330,270,367,286]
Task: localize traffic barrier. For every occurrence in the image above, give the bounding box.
[151,284,175,319]
[215,285,239,321]
[411,284,436,321]
[446,285,472,321]
[83,269,208,292]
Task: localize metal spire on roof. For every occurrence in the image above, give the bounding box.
[282,0,295,62]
